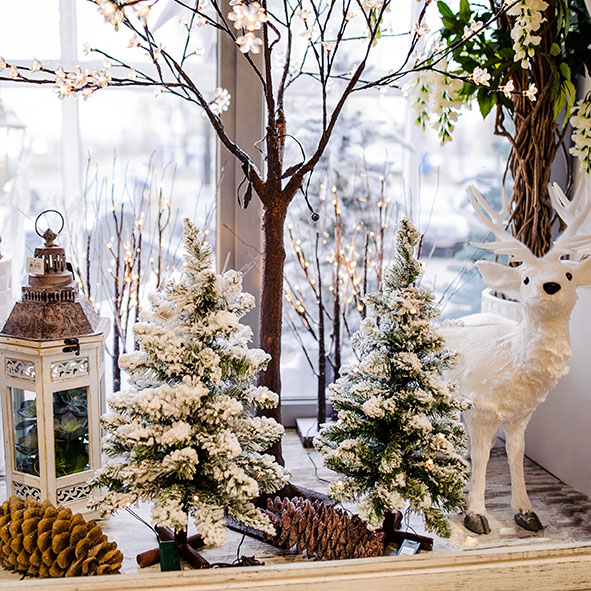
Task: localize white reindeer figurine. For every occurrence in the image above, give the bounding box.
[441,184,591,535]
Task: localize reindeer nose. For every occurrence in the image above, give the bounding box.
[543,282,561,295]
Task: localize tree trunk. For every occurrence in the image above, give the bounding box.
[508,67,559,257]
[257,197,289,465]
[498,1,562,257]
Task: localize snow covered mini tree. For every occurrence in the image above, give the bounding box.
[315,218,469,538]
[89,219,289,563]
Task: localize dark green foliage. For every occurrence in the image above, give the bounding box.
[315,219,470,537]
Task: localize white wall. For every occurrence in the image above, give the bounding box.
[525,288,591,497]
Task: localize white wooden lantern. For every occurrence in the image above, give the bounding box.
[0,211,107,516]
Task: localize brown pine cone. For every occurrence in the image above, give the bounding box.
[265,496,385,560]
[0,496,122,578]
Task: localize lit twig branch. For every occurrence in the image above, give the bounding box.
[65,156,192,393]
[285,165,400,393]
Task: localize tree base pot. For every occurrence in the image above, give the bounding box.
[136,526,208,569]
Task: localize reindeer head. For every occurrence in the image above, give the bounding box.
[469,184,591,321]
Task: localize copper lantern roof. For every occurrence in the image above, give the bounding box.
[1,211,101,340]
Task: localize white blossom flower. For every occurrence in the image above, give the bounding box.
[82,43,93,56]
[91,68,111,88]
[363,0,385,9]
[500,79,515,98]
[97,0,123,27]
[134,3,151,25]
[411,22,429,36]
[462,20,483,40]
[191,45,205,58]
[8,65,19,79]
[128,33,141,48]
[321,41,336,52]
[228,2,268,31]
[68,66,91,89]
[0,56,7,70]
[569,95,591,174]
[507,0,548,68]
[236,32,263,54]
[524,82,538,101]
[152,43,164,62]
[469,66,491,87]
[296,8,310,21]
[405,63,463,144]
[210,87,231,115]
[81,87,95,101]
[54,74,73,100]
[193,14,209,27]
[31,58,43,72]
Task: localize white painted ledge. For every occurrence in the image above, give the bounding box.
[4,541,591,591]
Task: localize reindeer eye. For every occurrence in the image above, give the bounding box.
[566,272,573,281]
[523,277,530,285]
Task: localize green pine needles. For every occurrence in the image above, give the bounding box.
[89,219,289,546]
[315,218,470,538]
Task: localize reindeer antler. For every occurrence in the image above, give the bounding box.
[468,185,537,264]
[547,183,591,259]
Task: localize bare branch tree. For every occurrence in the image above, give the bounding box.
[1,0,510,463]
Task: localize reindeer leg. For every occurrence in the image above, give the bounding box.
[504,418,543,532]
[464,414,496,535]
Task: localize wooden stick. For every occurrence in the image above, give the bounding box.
[136,528,206,568]
[179,544,209,569]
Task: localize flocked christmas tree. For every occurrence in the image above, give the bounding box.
[315,218,470,537]
[89,219,289,548]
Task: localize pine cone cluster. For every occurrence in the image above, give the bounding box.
[265,496,385,560]
[0,496,123,578]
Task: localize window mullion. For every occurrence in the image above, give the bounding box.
[59,0,82,209]
[217,4,264,345]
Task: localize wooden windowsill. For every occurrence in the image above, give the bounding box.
[3,541,591,591]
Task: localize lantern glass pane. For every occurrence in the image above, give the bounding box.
[53,386,90,477]
[10,388,39,476]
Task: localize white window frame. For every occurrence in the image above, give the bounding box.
[217,14,264,346]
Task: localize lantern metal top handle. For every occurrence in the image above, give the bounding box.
[35,210,64,247]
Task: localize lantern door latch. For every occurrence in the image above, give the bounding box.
[63,338,80,356]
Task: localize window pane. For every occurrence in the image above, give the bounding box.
[0,87,63,261]
[78,88,215,226]
[0,1,60,59]
[77,2,217,68]
[11,387,39,475]
[281,6,506,400]
[54,386,90,476]
[77,1,145,63]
